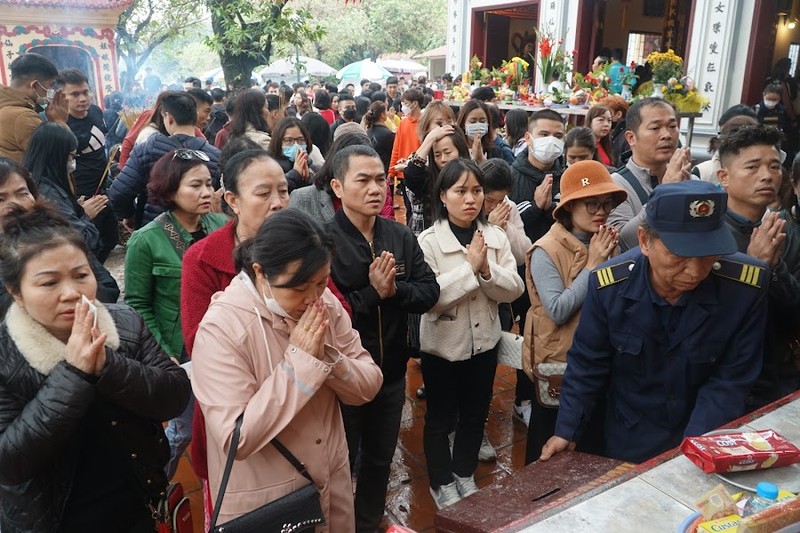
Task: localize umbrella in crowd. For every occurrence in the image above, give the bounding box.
[337,59,392,81]
[260,56,337,81]
[377,58,428,75]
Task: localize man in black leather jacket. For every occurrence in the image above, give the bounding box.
[327,145,439,533]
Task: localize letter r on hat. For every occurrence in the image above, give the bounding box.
[581,178,590,187]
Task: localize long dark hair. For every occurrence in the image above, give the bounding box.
[504,109,528,149]
[586,105,614,163]
[268,117,313,161]
[234,209,333,288]
[22,122,78,196]
[230,89,269,137]
[456,99,494,155]
[312,132,372,194]
[432,158,487,223]
[0,157,38,199]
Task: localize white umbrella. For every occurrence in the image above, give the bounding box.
[377,58,428,74]
[260,56,337,79]
[337,59,392,81]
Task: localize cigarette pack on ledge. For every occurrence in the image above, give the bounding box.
[681,430,800,474]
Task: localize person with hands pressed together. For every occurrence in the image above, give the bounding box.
[540,181,768,464]
[522,161,625,463]
[716,125,800,407]
[0,53,69,163]
[192,209,382,530]
[456,100,502,166]
[510,109,566,244]
[418,158,524,510]
[327,145,439,532]
[609,98,693,249]
[0,203,190,533]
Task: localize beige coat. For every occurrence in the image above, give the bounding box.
[418,219,525,361]
[191,272,383,530]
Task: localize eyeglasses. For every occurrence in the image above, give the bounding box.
[583,199,616,214]
[282,137,306,146]
[172,149,210,162]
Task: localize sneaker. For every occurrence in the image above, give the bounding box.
[513,400,532,427]
[478,432,496,462]
[454,474,479,498]
[430,481,462,509]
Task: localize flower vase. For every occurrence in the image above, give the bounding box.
[652,83,666,99]
[621,85,633,101]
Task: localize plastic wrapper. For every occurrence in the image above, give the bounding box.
[681,430,800,474]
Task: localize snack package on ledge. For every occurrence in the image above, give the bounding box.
[696,484,738,520]
[681,430,800,474]
[689,487,799,533]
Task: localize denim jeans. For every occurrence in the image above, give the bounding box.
[341,376,406,533]
[421,349,497,489]
[165,390,194,479]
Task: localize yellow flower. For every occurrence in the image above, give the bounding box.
[661,85,667,93]
[674,84,683,90]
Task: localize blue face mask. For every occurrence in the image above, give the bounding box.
[282,144,307,162]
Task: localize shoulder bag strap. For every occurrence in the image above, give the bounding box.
[208,415,315,530]
[616,165,649,205]
[154,212,188,259]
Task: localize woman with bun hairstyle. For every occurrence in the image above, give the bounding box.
[523,160,625,464]
[364,101,396,174]
[0,202,190,532]
[192,209,382,529]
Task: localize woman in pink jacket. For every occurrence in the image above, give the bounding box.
[191,209,383,530]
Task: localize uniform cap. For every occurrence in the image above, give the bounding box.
[553,160,627,218]
[645,181,737,257]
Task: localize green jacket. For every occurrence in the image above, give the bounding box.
[124,211,228,358]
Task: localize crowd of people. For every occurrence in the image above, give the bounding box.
[0,49,798,533]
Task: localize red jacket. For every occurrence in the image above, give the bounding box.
[180,220,353,479]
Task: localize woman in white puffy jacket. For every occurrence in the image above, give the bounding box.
[417,158,524,510]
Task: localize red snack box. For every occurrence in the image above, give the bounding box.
[681,430,800,474]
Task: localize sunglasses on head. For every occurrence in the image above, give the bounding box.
[172,149,210,162]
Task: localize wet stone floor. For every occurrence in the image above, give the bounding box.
[173,360,528,533]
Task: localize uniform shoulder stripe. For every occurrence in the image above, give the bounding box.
[712,258,766,288]
[594,260,635,288]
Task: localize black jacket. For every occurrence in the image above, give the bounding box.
[327,210,440,382]
[108,133,221,228]
[367,123,395,173]
[0,304,190,532]
[509,148,565,243]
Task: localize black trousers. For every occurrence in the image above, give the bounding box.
[92,207,119,264]
[341,376,406,533]
[422,349,497,489]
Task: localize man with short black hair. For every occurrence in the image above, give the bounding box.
[142,67,161,95]
[0,52,69,162]
[327,145,439,533]
[385,76,399,100]
[109,92,220,228]
[610,98,693,249]
[205,88,228,144]
[266,81,280,95]
[187,87,213,129]
[183,76,201,91]
[716,124,800,407]
[345,83,355,95]
[330,93,357,136]
[360,78,371,94]
[58,68,118,262]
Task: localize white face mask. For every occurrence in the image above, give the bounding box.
[261,277,290,318]
[531,136,565,165]
[401,103,412,115]
[465,122,489,138]
[764,99,780,109]
[67,158,77,174]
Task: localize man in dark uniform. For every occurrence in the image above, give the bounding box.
[540,181,769,464]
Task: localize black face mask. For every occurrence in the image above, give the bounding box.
[343,108,357,121]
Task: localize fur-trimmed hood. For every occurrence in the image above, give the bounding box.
[5,301,121,375]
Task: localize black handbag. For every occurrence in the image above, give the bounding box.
[209,415,326,533]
